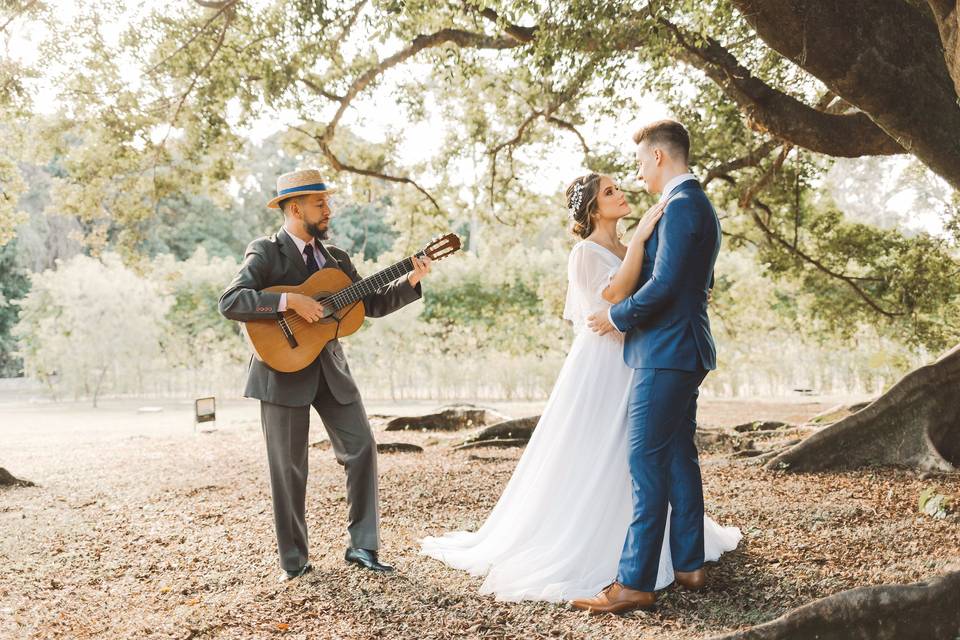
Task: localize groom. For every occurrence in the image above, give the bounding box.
[573,120,720,614]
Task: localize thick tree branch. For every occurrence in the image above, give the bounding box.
[546,116,591,155]
[703,141,778,187]
[476,7,537,43]
[0,0,39,34]
[146,0,239,77]
[731,0,960,191]
[293,26,523,213]
[659,18,904,158]
[322,28,521,141]
[299,77,344,103]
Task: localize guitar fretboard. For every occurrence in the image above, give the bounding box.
[319,254,422,310]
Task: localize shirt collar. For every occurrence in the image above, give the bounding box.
[659,172,698,202]
[283,223,314,254]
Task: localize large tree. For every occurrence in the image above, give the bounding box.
[0,0,46,246]
[29,0,955,350]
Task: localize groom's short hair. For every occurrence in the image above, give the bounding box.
[632,120,690,163]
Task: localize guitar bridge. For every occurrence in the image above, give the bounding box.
[277,314,299,349]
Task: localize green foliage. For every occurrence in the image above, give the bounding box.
[0,13,36,248]
[11,249,248,401]
[707,246,929,396]
[13,253,172,405]
[24,0,941,352]
[2,0,958,401]
[137,193,243,260]
[0,147,27,246]
[322,243,571,400]
[329,199,398,261]
[150,248,248,377]
[0,239,29,375]
[752,199,960,352]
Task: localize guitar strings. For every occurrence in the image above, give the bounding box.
[280,261,411,332]
[279,257,418,332]
[275,243,455,333]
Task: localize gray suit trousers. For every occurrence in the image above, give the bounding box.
[260,373,379,573]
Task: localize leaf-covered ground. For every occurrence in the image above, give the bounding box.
[1,397,958,639]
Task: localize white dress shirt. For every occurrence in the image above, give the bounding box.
[278,224,326,312]
[606,172,698,330]
[659,173,697,203]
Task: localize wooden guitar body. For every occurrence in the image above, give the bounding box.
[239,233,461,373]
[241,268,366,373]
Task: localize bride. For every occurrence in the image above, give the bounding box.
[419,173,741,603]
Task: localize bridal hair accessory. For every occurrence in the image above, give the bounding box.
[568,181,585,219]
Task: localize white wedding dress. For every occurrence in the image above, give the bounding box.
[419,240,741,602]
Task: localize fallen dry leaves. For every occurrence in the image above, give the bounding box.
[0,397,957,639]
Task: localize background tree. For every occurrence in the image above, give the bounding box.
[2,0,958,408]
[13,254,172,406]
[26,0,952,350]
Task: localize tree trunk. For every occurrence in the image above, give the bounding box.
[0,467,35,487]
[927,0,960,98]
[709,568,960,640]
[454,438,531,451]
[384,404,510,431]
[376,442,424,454]
[767,344,960,472]
[457,416,540,446]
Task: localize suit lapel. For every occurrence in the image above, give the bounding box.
[647,180,701,265]
[278,228,310,281]
[316,241,339,270]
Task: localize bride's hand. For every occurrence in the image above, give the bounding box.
[631,201,667,243]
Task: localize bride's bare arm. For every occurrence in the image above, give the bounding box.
[602,201,666,304]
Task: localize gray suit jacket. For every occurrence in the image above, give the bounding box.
[219,228,421,407]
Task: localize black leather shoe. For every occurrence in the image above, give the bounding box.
[345,548,394,573]
[278,562,313,583]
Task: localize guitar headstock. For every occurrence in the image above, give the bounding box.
[420,233,462,261]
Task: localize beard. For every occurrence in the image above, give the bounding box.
[304,220,329,241]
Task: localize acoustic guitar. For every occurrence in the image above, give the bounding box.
[241,233,461,372]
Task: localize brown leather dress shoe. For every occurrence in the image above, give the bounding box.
[570,582,656,615]
[674,568,706,591]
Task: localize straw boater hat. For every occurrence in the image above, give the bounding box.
[267,168,337,209]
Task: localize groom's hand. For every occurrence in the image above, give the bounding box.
[587,312,616,336]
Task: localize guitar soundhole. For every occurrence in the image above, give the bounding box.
[316,292,341,321]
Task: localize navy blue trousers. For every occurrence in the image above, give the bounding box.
[617,367,707,591]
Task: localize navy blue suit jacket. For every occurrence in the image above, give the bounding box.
[609,180,720,371]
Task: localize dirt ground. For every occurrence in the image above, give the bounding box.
[1,394,958,639]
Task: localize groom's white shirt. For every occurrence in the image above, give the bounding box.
[607,173,698,330]
[658,173,697,203]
